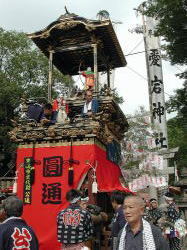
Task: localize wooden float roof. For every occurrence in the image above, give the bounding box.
[28,13,127,75]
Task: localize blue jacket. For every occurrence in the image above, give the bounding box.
[111,206,126,237]
[0,217,39,250]
[82,99,99,115]
[40,111,57,125]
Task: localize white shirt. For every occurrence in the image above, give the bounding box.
[83,101,92,114]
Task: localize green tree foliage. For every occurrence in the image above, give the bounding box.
[167,81,187,169]
[142,0,187,65]
[0,28,74,175]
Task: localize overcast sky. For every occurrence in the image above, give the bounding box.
[0,0,184,117]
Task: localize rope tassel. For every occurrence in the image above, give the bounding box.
[68,167,74,186]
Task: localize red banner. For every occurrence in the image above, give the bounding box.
[16,143,130,250]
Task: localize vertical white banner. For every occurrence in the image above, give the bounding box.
[144,16,168,149]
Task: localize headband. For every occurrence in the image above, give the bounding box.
[150,199,157,203]
[70,196,81,204]
[81,197,89,202]
[164,195,174,201]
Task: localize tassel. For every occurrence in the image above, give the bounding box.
[68,167,74,186]
[92,181,98,193]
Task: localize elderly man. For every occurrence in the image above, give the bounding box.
[117,195,169,250]
[0,196,39,250]
[82,90,99,117]
[57,189,93,250]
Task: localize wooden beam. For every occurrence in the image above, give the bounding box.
[107,66,110,88]
[55,44,92,52]
[48,51,54,103]
[93,44,98,92]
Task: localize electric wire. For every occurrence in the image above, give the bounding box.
[126,65,184,106]
[127,39,143,54]
[125,50,145,57]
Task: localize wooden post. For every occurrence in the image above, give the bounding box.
[93,44,98,93]
[141,13,153,124]
[48,51,53,103]
[107,66,110,88]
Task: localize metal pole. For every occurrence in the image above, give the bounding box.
[93,44,98,92]
[48,51,53,103]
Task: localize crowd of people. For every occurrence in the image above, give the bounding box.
[0,190,186,250]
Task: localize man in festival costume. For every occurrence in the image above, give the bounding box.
[82,90,99,117]
[117,195,169,250]
[57,189,93,250]
[0,196,39,250]
[81,67,95,90]
[110,191,126,250]
[147,198,163,227]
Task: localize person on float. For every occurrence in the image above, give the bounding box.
[81,67,95,90]
[40,103,57,126]
[82,90,99,117]
[52,95,69,123]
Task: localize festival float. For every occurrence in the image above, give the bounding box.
[9,11,131,250]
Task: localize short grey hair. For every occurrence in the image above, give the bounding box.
[3,196,23,217]
[124,195,145,208]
